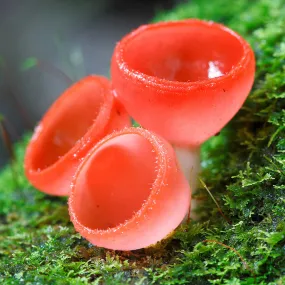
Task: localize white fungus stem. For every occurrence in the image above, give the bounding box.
[174,145,201,220]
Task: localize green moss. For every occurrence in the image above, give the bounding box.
[1,0,285,284]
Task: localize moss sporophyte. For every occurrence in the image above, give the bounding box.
[1,0,284,283]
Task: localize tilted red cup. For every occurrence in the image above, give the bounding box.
[24,75,131,196]
[68,127,190,250]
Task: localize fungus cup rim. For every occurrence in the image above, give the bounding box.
[113,19,254,92]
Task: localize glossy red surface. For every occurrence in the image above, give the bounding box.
[111,19,255,146]
[68,128,190,250]
[24,75,130,196]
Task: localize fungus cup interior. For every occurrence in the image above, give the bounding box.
[71,133,157,230]
[124,21,244,82]
[31,77,110,172]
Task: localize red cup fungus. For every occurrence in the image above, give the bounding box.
[111,19,255,146]
[24,19,256,248]
[111,19,255,217]
[24,75,130,196]
[68,127,190,250]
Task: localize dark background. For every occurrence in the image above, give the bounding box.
[0,0,182,167]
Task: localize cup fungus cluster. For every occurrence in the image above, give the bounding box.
[24,19,255,250]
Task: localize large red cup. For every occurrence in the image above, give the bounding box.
[111,19,255,147]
